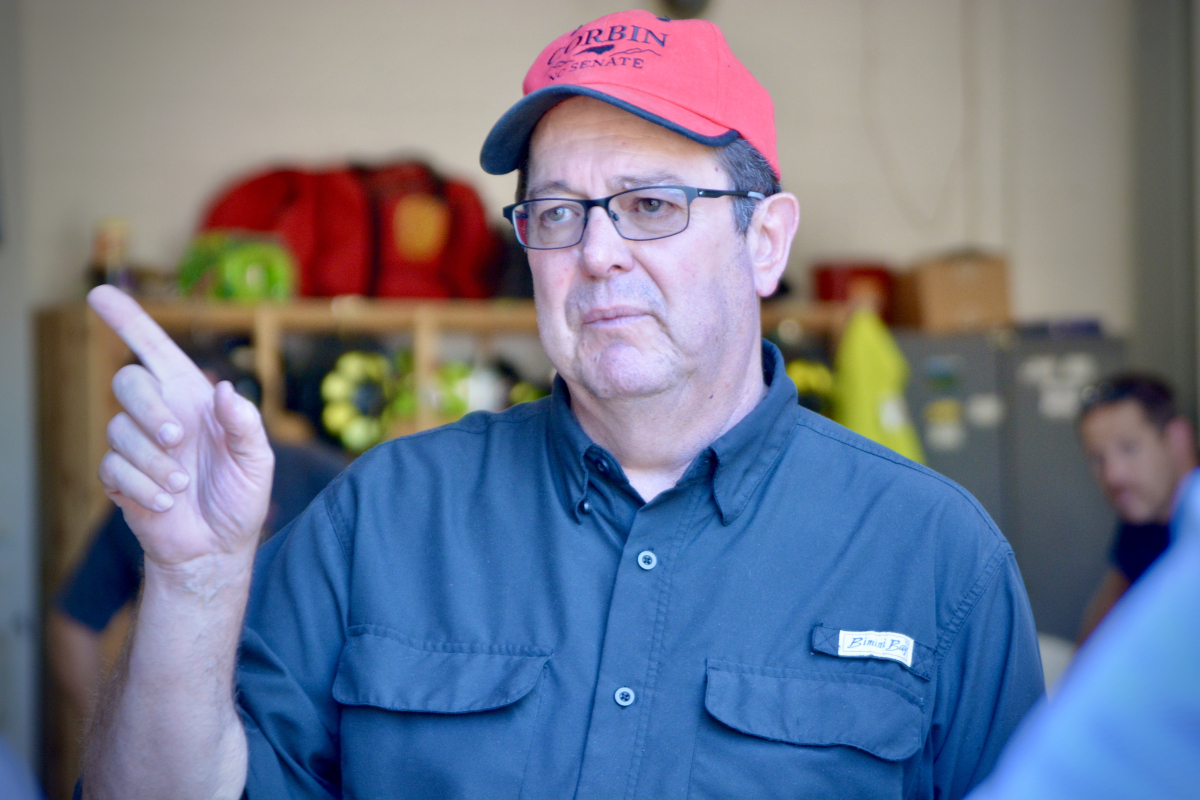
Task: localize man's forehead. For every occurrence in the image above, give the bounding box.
[525,170,688,199]
[525,97,722,194]
[1084,399,1162,437]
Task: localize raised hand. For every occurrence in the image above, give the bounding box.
[88,285,274,567]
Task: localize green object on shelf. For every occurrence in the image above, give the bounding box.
[509,381,548,405]
[178,232,294,301]
[320,351,393,453]
[436,361,473,418]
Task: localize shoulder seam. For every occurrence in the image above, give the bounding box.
[387,403,549,444]
[934,543,1011,663]
[322,475,353,562]
[795,414,1004,544]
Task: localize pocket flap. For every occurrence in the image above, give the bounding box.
[703,659,924,762]
[333,627,551,714]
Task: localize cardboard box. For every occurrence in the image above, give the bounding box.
[893,251,1011,333]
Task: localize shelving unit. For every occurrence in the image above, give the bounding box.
[34,295,845,800]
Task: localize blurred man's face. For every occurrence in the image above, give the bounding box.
[1080,400,1181,523]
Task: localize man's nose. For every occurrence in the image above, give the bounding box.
[1101,456,1129,487]
[578,204,631,278]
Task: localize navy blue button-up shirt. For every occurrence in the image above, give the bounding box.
[237,342,1043,799]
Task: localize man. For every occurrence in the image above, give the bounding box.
[81,11,1042,799]
[1075,374,1198,643]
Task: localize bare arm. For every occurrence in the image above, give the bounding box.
[1076,567,1130,645]
[81,286,274,800]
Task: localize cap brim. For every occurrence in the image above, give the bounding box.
[480,83,740,176]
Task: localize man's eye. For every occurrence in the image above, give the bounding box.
[637,198,663,213]
[541,205,576,224]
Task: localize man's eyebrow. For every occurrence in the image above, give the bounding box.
[613,171,686,190]
[525,179,576,199]
[525,171,688,199]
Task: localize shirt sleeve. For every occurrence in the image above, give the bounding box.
[237,484,350,799]
[965,519,1200,799]
[1108,523,1136,581]
[55,508,144,632]
[930,547,1045,799]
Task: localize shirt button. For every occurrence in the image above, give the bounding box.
[578,498,592,515]
[595,459,609,475]
[637,550,657,570]
[614,686,636,707]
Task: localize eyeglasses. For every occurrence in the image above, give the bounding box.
[502,185,766,250]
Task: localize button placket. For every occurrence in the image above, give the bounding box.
[574,485,705,800]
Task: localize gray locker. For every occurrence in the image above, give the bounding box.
[896,331,1124,640]
[895,332,1008,532]
[999,335,1124,640]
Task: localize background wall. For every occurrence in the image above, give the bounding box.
[21,0,1134,327]
[1,0,1140,763]
[0,0,36,766]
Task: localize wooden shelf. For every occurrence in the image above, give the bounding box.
[133,297,846,438]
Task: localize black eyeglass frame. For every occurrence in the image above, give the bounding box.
[502,185,768,250]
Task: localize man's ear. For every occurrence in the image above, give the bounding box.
[1164,416,1198,473]
[745,192,800,298]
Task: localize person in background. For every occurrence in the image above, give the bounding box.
[47,353,348,724]
[1075,373,1198,643]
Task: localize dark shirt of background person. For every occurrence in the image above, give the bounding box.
[56,440,347,632]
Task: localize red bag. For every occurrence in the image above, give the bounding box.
[200,162,500,298]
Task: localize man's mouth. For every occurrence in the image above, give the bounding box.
[580,306,651,326]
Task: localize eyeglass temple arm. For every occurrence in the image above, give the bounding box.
[695,189,767,200]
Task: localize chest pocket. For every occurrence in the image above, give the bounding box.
[689,659,924,800]
[332,626,551,800]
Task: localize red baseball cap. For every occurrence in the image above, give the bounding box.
[480,10,779,180]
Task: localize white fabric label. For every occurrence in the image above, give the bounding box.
[837,630,915,667]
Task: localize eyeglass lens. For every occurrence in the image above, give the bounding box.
[514,187,691,249]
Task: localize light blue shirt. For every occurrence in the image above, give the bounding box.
[968,472,1200,799]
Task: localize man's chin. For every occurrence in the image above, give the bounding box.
[1115,504,1156,525]
[576,345,679,401]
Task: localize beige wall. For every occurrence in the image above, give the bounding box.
[0,0,1137,759]
[22,0,1134,328]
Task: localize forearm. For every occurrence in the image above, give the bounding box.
[83,552,254,800]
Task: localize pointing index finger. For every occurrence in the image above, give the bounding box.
[87,285,208,386]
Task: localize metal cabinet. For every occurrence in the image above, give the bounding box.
[896,331,1124,639]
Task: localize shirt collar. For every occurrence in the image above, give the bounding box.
[546,340,800,524]
[707,341,800,524]
[547,375,597,522]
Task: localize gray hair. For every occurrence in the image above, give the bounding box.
[515,134,780,235]
[712,136,781,233]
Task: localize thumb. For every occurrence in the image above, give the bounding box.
[212,381,272,468]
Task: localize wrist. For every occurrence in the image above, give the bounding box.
[142,550,255,602]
